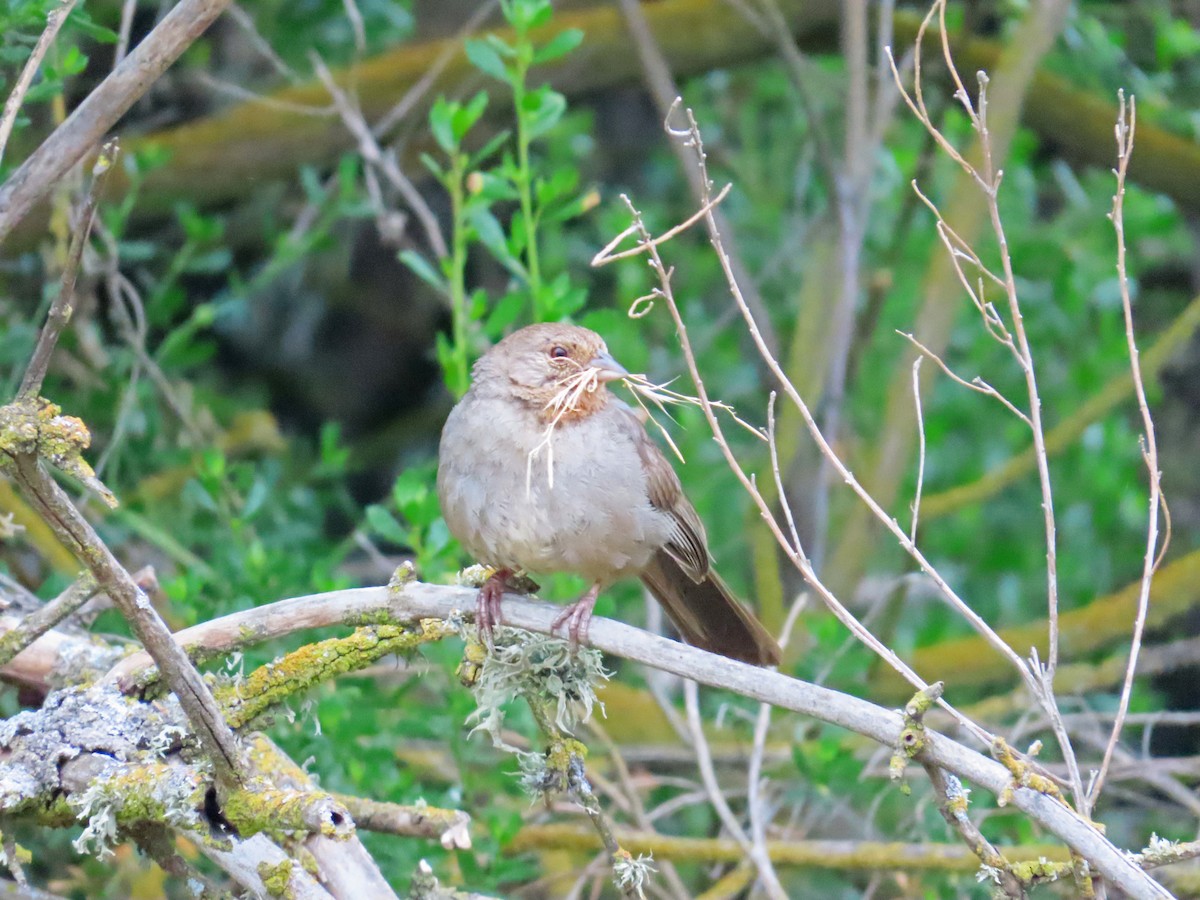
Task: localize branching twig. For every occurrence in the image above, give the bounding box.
[0,0,233,245]
[1090,92,1164,810]
[18,143,116,400]
[0,0,80,168]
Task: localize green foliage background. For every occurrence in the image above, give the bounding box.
[1,0,1199,896]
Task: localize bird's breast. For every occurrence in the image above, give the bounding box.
[438,398,673,582]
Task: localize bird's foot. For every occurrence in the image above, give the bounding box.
[551,583,601,648]
[475,568,539,647]
[476,568,511,648]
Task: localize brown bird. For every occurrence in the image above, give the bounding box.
[436,323,781,666]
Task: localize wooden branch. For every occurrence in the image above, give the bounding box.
[0,0,233,246]
[508,822,1068,874]
[60,581,1169,897]
[0,577,1174,893]
[3,0,1197,252]
[247,735,400,900]
[3,453,245,788]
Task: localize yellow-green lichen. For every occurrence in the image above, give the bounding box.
[257,859,294,898]
[223,783,346,841]
[218,621,454,729]
[992,738,1064,807]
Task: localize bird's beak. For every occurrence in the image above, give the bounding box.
[590,350,629,384]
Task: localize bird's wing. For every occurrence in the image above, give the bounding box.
[617,405,711,580]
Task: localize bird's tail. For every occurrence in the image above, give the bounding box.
[640,550,781,666]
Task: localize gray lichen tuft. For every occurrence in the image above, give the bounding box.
[466,627,608,750]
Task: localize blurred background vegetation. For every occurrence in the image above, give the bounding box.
[3,0,1200,896]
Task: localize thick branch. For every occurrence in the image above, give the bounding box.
[4,455,244,787]
[508,822,1066,874]
[80,582,1170,897]
[0,0,232,246]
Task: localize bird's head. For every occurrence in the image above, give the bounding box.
[474,323,628,422]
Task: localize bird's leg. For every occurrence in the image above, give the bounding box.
[476,568,540,647]
[476,568,513,647]
[551,582,602,648]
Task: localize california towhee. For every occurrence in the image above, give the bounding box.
[437,323,781,666]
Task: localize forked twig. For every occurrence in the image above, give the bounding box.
[1090,92,1165,808]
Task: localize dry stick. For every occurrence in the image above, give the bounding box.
[909,357,926,541]
[7,457,244,787]
[1091,93,1163,808]
[44,580,1165,896]
[907,1,1063,675]
[0,572,97,667]
[0,0,80,168]
[683,680,787,900]
[0,0,233,246]
[586,722,691,900]
[922,763,1027,899]
[899,331,1030,426]
[886,1,1086,812]
[371,0,499,139]
[614,0,779,358]
[18,142,116,400]
[615,105,1009,745]
[311,54,448,260]
[745,592,809,899]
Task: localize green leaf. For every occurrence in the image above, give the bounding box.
[399,250,447,292]
[469,130,511,169]
[485,290,525,338]
[429,96,457,153]
[366,505,410,546]
[465,39,509,82]
[467,170,519,204]
[60,44,87,75]
[453,91,489,141]
[419,152,445,180]
[66,8,119,43]
[533,28,583,65]
[521,86,566,140]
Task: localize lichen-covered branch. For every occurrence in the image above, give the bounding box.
[334,794,471,850]
[0,415,245,788]
[0,573,96,667]
[507,823,1069,873]
[217,619,455,729]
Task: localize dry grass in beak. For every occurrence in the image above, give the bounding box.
[619,373,766,461]
[526,364,603,494]
[526,365,765,496]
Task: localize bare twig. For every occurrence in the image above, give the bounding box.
[683,680,786,899]
[0,572,97,667]
[1091,92,1164,808]
[18,142,116,400]
[898,330,1030,426]
[311,53,448,259]
[0,0,233,246]
[621,103,1015,742]
[614,0,779,357]
[0,0,80,168]
[909,358,926,542]
[886,0,1085,811]
[5,456,245,787]
[890,1,1062,676]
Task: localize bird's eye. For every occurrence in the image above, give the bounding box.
[549,346,570,359]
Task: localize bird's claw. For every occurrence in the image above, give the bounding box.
[475,569,510,649]
[551,584,600,649]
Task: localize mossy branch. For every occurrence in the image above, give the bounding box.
[507,823,1070,873]
[217,619,455,730]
